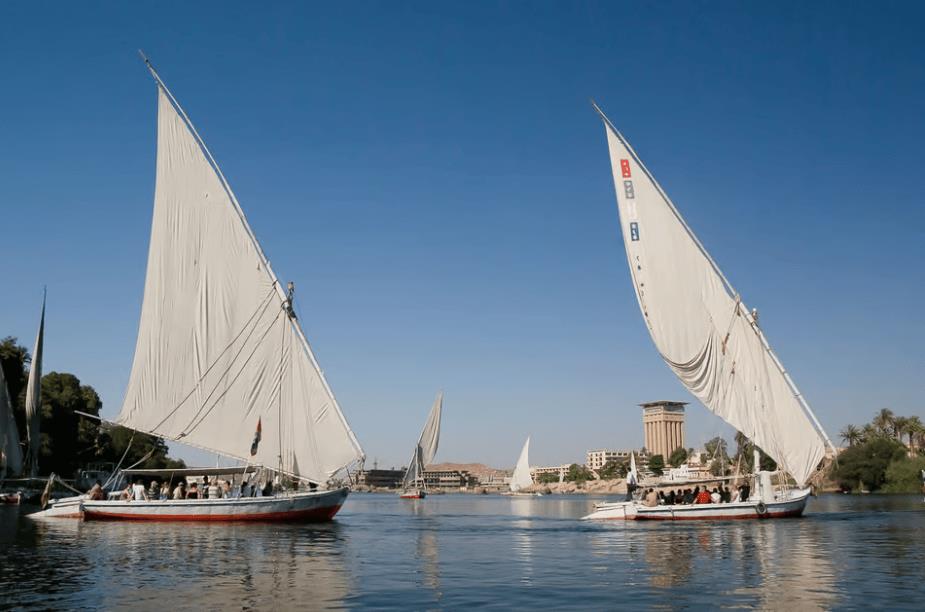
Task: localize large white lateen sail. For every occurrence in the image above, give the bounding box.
[116,71,364,484]
[403,392,443,489]
[24,293,45,478]
[596,106,832,487]
[509,436,533,492]
[0,364,23,478]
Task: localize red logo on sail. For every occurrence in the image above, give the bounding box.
[620,159,632,178]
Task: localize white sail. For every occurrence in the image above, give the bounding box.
[598,110,831,487]
[24,293,45,478]
[510,436,533,492]
[627,452,638,487]
[116,76,364,484]
[403,392,443,489]
[0,364,23,478]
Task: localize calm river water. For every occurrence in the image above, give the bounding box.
[1,493,923,610]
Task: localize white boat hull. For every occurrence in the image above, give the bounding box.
[81,488,348,522]
[28,495,85,519]
[399,489,425,499]
[582,489,811,521]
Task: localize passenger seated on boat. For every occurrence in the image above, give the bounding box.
[160,482,171,500]
[87,480,105,501]
[682,489,694,504]
[221,480,232,498]
[263,481,274,497]
[208,480,221,499]
[120,484,133,500]
[643,488,658,507]
[695,487,711,504]
[132,480,149,502]
[730,487,740,502]
[173,482,186,500]
[666,490,676,505]
[240,481,251,498]
[710,488,721,504]
[186,483,200,499]
[148,480,160,500]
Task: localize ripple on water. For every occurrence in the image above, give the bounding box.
[2,494,923,610]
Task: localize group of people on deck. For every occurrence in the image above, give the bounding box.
[103,475,275,502]
[641,483,751,507]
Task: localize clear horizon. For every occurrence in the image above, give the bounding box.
[2,2,923,470]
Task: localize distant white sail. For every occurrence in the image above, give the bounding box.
[0,364,23,478]
[24,293,45,478]
[116,80,363,484]
[403,392,443,489]
[598,110,832,487]
[509,436,533,492]
[627,452,638,487]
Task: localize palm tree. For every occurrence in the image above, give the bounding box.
[894,416,911,443]
[873,408,896,437]
[840,424,862,447]
[906,416,924,454]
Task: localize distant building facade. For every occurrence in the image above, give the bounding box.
[356,469,405,488]
[585,449,641,471]
[532,464,571,481]
[423,469,478,490]
[642,401,687,459]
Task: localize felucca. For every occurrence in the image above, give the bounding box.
[504,436,540,496]
[400,392,442,499]
[583,105,834,521]
[78,56,365,522]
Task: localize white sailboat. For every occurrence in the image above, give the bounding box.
[505,436,539,496]
[80,56,365,522]
[584,105,834,521]
[0,364,24,503]
[24,292,45,479]
[400,392,442,499]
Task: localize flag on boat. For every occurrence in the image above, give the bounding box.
[250,418,262,456]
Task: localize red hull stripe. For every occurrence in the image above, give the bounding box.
[83,504,342,523]
[633,508,804,521]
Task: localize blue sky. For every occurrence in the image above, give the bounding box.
[1,2,923,470]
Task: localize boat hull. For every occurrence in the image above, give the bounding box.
[81,488,348,522]
[399,489,425,499]
[28,495,85,519]
[1,492,22,505]
[583,489,811,521]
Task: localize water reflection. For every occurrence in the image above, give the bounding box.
[2,494,923,609]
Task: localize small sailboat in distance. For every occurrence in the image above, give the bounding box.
[585,103,835,521]
[505,436,539,496]
[400,392,442,499]
[78,55,365,522]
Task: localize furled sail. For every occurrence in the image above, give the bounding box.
[509,436,533,492]
[597,108,831,486]
[0,364,23,478]
[116,72,364,484]
[24,293,45,478]
[403,392,443,489]
[627,452,638,487]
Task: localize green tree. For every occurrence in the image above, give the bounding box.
[600,459,631,480]
[840,424,862,447]
[536,472,560,484]
[668,446,688,468]
[835,436,906,492]
[873,408,896,438]
[0,337,29,439]
[882,456,925,493]
[565,463,594,483]
[648,454,665,476]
